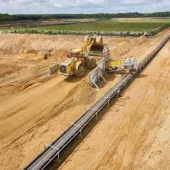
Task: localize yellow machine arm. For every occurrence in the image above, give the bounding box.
[82,35,104,52]
[82,39,94,51]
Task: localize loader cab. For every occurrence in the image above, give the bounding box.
[70,49,84,58]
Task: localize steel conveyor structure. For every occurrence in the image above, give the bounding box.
[24,35,170,170]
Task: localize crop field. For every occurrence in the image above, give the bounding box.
[113,17,170,22]
[12,19,170,32]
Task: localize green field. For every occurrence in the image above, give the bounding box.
[13,19,170,32]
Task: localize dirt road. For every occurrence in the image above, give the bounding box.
[59,31,170,170]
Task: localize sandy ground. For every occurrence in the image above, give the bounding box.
[58,29,170,170]
[0,33,147,170]
[0,29,168,170]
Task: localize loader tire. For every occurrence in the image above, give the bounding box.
[86,57,96,69]
[86,58,92,69]
[75,62,85,78]
[91,58,97,68]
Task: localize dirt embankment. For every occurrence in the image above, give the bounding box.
[0,34,81,96]
[109,35,147,59]
[0,33,146,59]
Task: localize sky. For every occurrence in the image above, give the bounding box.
[0,0,170,14]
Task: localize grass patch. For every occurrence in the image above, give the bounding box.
[11,20,170,32]
[2,19,170,37]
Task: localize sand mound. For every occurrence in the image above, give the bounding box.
[128,36,147,47]
[109,37,148,59]
[116,42,131,55]
[129,38,140,47]
[72,81,97,105]
[21,50,49,61]
[138,35,148,44]
[109,46,121,59]
[51,49,68,61]
[104,38,128,47]
[0,63,22,77]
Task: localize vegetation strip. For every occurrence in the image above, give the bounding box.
[4,24,170,37]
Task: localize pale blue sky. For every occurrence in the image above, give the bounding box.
[0,0,170,14]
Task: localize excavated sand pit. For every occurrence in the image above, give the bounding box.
[0,33,155,170]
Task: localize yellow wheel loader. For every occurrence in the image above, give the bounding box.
[59,35,105,78]
[59,35,138,78]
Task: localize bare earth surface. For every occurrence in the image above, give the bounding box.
[0,29,169,170]
[0,33,143,170]
[59,29,170,170]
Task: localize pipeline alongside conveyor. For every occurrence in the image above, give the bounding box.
[24,35,170,170]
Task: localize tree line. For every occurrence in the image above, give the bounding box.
[0,12,170,22]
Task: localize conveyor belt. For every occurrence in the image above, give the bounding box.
[24,35,170,170]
